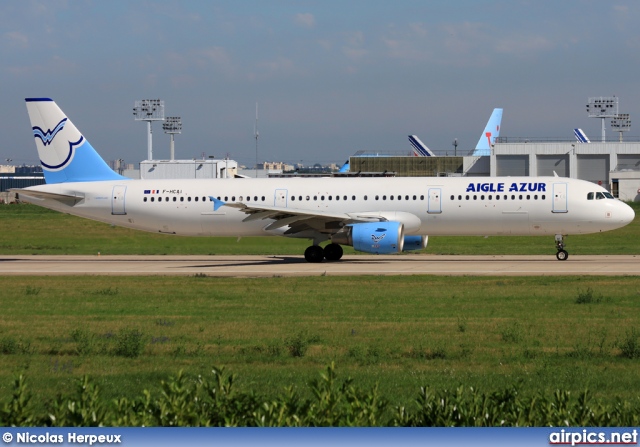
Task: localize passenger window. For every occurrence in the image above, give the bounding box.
[420,195,424,200]
[321,196,325,200]
[306,196,310,201]
[458,195,462,200]
[195,197,199,202]
[364,195,368,200]
[480,195,485,200]
[383,195,387,200]
[291,196,295,201]
[375,195,379,200]
[261,196,265,201]
[151,197,155,202]
[450,195,455,200]
[180,197,185,202]
[336,196,340,201]
[173,197,177,202]
[352,195,356,200]
[390,195,394,200]
[465,195,469,200]
[496,195,500,200]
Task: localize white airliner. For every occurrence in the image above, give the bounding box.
[16,98,635,262]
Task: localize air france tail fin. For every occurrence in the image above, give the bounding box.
[473,108,503,156]
[574,128,590,143]
[25,98,126,184]
[408,135,435,156]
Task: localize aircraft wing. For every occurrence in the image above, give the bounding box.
[212,197,390,235]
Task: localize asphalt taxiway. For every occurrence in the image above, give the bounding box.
[0,255,637,277]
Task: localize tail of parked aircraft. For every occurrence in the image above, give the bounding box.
[472,108,503,156]
[408,135,435,157]
[574,128,590,143]
[25,98,125,184]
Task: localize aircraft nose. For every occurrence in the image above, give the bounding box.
[620,201,635,225]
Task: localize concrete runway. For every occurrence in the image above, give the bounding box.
[0,254,637,277]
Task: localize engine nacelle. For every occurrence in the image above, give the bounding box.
[403,235,428,251]
[332,222,404,254]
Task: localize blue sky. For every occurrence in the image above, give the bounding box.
[2,0,640,167]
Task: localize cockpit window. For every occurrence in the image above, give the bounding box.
[603,192,614,199]
[587,192,594,200]
[596,192,605,200]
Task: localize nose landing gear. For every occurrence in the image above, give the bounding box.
[555,234,568,261]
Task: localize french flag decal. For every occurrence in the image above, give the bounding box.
[144,190,159,194]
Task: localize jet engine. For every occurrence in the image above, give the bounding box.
[402,235,428,251]
[331,222,404,254]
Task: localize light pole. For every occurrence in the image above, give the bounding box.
[133,99,165,160]
[162,117,182,160]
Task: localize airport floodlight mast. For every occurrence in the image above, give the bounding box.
[586,96,618,142]
[133,99,165,160]
[610,113,631,142]
[254,102,259,178]
[162,116,182,161]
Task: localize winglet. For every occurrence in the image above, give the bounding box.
[210,196,225,211]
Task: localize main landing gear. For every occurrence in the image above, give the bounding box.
[555,234,568,261]
[304,243,343,263]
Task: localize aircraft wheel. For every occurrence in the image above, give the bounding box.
[323,243,343,261]
[556,250,569,261]
[304,245,325,263]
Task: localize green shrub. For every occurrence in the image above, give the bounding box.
[113,328,145,358]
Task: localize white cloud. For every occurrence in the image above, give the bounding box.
[294,13,315,28]
[3,31,29,49]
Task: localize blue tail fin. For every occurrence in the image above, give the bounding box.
[25,98,126,184]
[574,128,590,143]
[473,108,503,156]
[408,135,435,156]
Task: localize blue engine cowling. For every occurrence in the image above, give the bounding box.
[403,235,428,251]
[331,222,404,254]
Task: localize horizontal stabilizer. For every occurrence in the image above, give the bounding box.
[11,188,84,206]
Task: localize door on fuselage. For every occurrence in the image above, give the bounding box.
[552,183,568,213]
[427,188,442,214]
[111,185,127,215]
[275,189,288,207]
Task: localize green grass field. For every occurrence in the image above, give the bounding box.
[0,203,638,424]
[0,275,639,412]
